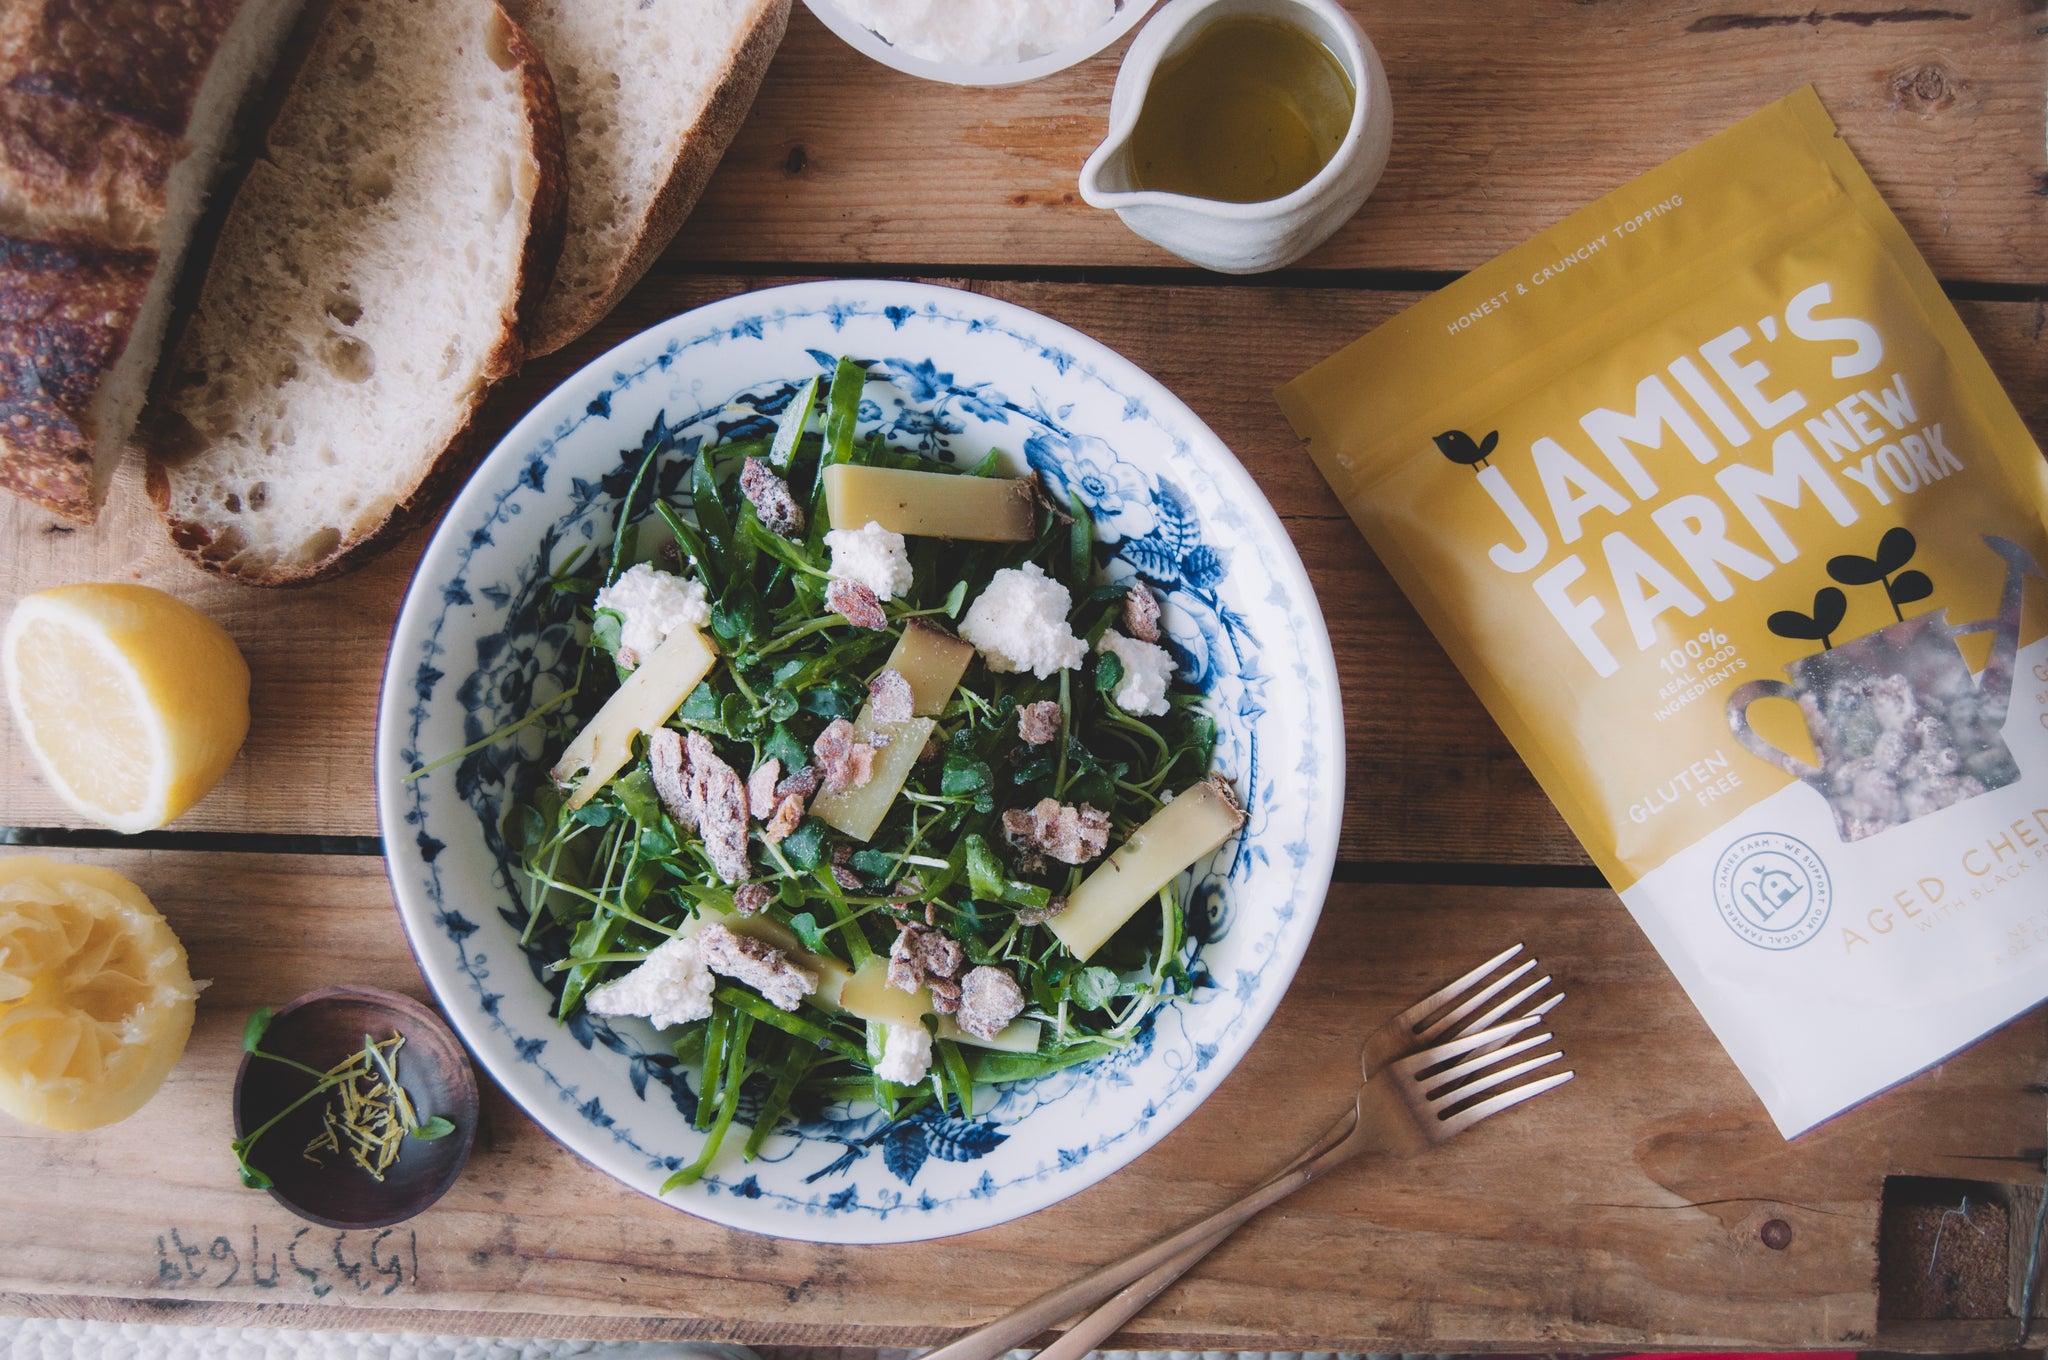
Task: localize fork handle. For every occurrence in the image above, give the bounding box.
[920,1104,1362,1360]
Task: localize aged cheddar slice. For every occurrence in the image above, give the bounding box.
[810,713,936,841]
[823,464,1036,542]
[1051,777,1247,961]
[551,622,716,810]
[884,620,975,716]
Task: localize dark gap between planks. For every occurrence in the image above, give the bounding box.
[650,258,2048,303]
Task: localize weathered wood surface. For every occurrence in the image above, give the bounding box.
[2,283,2042,867]
[0,848,2039,1350]
[675,3,2048,282]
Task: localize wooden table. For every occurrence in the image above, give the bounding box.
[3,2,2046,1350]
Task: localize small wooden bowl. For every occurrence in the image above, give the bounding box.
[233,985,478,1229]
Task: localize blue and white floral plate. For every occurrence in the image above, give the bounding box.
[375,280,1342,1243]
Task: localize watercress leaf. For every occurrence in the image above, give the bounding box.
[824,356,865,468]
[1069,492,1094,587]
[589,609,625,658]
[639,825,677,858]
[850,848,896,878]
[765,722,809,770]
[613,766,664,829]
[786,911,829,953]
[572,800,615,827]
[1072,965,1121,1010]
[411,1116,457,1142]
[765,688,801,723]
[779,818,827,871]
[942,579,968,619]
[238,1163,274,1190]
[942,752,992,798]
[772,658,808,685]
[655,501,719,590]
[1094,651,1125,694]
[719,693,758,739]
[799,682,858,722]
[241,1007,273,1053]
[691,449,733,556]
[769,375,820,470]
[677,683,724,728]
[964,833,1006,898]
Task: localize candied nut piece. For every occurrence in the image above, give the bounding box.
[763,792,806,845]
[649,728,694,831]
[1015,699,1061,746]
[776,764,820,800]
[740,457,804,538]
[886,923,965,995]
[684,733,753,884]
[928,976,962,1015]
[697,923,816,1011]
[957,965,1027,1041]
[1001,797,1112,866]
[731,882,774,916]
[826,578,888,631]
[868,667,915,724]
[746,757,782,821]
[1123,582,1161,644]
[1016,896,1067,926]
[814,717,879,793]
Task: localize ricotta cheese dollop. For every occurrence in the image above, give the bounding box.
[873,1020,934,1085]
[583,933,715,1030]
[1097,628,1176,717]
[594,562,710,666]
[959,561,1086,679]
[825,519,915,601]
[834,0,1116,66]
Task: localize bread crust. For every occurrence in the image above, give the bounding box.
[0,0,243,246]
[0,231,154,521]
[523,0,790,357]
[143,0,570,587]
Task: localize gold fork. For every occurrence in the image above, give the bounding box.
[922,945,1571,1360]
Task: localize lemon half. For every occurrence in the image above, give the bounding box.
[3,584,249,833]
[0,856,199,1131]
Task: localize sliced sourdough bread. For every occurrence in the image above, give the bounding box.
[0,0,305,522]
[503,0,790,356]
[144,0,568,585]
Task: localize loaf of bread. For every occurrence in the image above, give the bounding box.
[503,0,791,356]
[144,0,569,585]
[0,0,304,522]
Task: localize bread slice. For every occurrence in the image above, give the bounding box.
[503,0,790,357]
[144,0,569,585]
[0,0,305,522]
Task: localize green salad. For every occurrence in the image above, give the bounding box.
[504,358,1244,1189]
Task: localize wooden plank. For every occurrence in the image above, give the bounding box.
[674,4,2048,282]
[3,283,2042,863]
[0,847,2039,1348]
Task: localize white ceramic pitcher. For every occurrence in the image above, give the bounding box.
[1078,0,1393,274]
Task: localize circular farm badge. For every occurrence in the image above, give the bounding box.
[1713,833,1832,950]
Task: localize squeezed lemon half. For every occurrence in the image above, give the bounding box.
[0,856,199,1131]
[3,584,250,833]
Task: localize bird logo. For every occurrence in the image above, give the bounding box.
[1434,429,1499,471]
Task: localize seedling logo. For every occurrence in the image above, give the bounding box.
[1713,833,1831,950]
[1433,428,1498,471]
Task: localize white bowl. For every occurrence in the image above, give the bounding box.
[801,0,1161,86]
[376,280,1342,1243]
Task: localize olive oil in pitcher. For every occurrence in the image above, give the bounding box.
[1125,16,1355,204]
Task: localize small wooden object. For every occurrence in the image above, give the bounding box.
[231,985,478,1231]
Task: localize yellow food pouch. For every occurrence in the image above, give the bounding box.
[1279,87,2048,1136]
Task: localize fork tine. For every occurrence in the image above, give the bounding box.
[1413,959,1538,1043]
[1460,975,1556,1035]
[1419,1031,1557,1095]
[1430,1048,1564,1106]
[1391,1014,1541,1078]
[1393,943,1524,1034]
[1434,1068,1575,1138]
